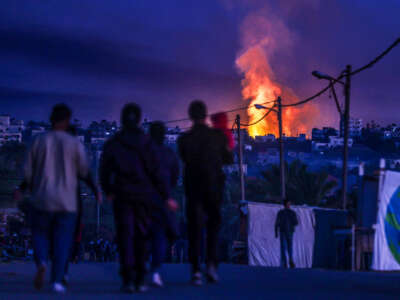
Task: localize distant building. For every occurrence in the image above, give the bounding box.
[255,134,276,143]
[0,115,24,146]
[340,116,362,138]
[88,120,118,141]
[312,136,353,151]
[165,126,182,144]
[0,115,11,127]
[312,127,338,142]
[328,136,353,148]
[298,133,307,141]
[312,128,325,141]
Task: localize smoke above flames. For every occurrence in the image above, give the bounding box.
[235,5,319,138]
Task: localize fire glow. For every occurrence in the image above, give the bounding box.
[235,13,318,138]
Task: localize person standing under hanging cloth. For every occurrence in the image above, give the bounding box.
[178,100,233,286]
[148,121,180,287]
[275,199,299,269]
[99,103,177,294]
[14,104,102,293]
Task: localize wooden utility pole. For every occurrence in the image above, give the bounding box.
[235,114,245,203]
[342,65,352,210]
[277,97,286,200]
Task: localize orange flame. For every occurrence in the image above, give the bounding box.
[236,13,318,138]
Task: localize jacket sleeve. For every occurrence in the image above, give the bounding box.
[99,141,114,195]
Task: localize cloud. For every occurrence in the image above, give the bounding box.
[0,27,239,91]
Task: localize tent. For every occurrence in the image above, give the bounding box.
[372,170,400,271]
[247,202,347,268]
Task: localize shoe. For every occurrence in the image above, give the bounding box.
[136,284,148,293]
[34,265,46,290]
[135,272,148,293]
[121,283,135,294]
[289,261,296,269]
[206,265,219,283]
[191,272,203,286]
[52,283,66,293]
[62,274,69,286]
[152,272,164,287]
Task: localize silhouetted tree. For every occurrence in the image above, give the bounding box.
[262,160,338,207]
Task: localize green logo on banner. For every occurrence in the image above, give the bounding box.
[385,187,400,264]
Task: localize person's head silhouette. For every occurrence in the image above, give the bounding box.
[188,100,207,124]
[121,103,141,130]
[50,104,72,131]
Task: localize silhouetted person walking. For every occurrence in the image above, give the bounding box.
[99,103,176,293]
[275,199,298,269]
[148,121,180,287]
[178,100,233,285]
[14,104,100,293]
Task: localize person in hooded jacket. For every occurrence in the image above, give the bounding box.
[148,121,180,287]
[99,103,177,293]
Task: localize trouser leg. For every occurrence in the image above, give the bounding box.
[205,204,222,268]
[51,212,77,284]
[133,226,147,285]
[150,223,166,273]
[31,210,51,268]
[114,202,136,285]
[187,202,203,273]
[287,233,294,264]
[280,233,287,268]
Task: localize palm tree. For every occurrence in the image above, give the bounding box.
[262,160,338,207]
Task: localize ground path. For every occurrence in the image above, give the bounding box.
[1,262,399,299]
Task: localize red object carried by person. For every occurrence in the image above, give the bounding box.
[211,112,235,150]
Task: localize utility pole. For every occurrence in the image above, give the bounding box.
[342,65,352,210]
[277,97,286,200]
[235,114,245,203]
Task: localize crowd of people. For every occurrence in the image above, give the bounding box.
[13,99,234,294]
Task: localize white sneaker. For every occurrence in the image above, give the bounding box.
[53,283,66,293]
[206,265,219,283]
[152,272,164,287]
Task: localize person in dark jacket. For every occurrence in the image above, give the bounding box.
[99,103,176,293]
[275,199,299,268]
[178,100,233,285]
[148,121,180,287]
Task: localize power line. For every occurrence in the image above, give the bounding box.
[163,99,276,124]
[166,36,400,125]
[281,84,331,108]
[281,36,400,108]
[350,37,400,77]
[240,106,275,127]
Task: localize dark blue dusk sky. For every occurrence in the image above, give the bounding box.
[0,0,399,128]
